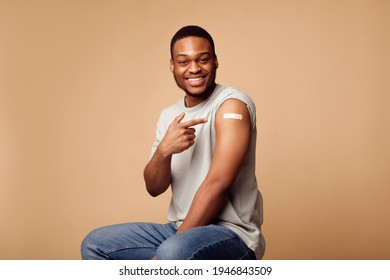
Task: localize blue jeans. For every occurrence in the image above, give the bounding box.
[81,222,257,260]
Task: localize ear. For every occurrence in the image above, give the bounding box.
[214,55,219,69]
[169,59,174,73]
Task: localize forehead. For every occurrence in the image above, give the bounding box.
[172,36,212,57]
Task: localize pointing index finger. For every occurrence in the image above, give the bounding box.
[181,118,208,128]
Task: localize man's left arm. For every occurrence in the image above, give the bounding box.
[176,98,252,234]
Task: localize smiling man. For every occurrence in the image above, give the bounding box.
[81,25,265,260]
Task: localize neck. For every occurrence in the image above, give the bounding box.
[184,83,217,107]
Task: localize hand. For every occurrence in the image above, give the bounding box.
[150,255,157,260]
[158,113,207,156]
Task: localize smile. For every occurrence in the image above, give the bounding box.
[187,77,204,81]
[185,76,205,87]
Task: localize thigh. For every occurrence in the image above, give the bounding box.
[156,224,256,260]
[81,222,177,260]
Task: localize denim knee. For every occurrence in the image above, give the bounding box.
[81,228,107,260]
[156,237,186,260]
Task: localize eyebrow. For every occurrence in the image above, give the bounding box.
[174,51,211,59]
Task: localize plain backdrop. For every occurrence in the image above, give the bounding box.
[0,0,389,259]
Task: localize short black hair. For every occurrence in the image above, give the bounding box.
[170,25,216,59]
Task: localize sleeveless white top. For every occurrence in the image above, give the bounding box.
[150,84,265,258]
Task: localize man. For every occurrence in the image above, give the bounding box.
[81,25,265,260]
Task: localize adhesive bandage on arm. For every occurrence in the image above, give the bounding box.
[223,113,243,120]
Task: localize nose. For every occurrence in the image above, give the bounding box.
[188,61,201,74]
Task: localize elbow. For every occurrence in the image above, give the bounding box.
[144,179,171,197]
[143,167,171,197]
[145,181,162,197]
[146,187,160,197]
[144,172,161,197]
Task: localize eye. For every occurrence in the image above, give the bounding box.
[177,60,188,66]
[199,57,209,64]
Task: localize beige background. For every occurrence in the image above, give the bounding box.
[1,0,389,259]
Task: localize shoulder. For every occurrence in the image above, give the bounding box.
[161,99,183,114]
[215,85,255,110]
[216,99,251,128]
[214,85,257,128]
[157,100,182,127]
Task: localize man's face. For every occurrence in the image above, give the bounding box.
[170,36,218,104]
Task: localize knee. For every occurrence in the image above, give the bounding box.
[81,228,107,260]
[156,237,189,260]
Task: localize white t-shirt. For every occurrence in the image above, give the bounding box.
[150,84,265,259]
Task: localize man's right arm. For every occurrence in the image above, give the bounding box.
[143,112,207,197]
[143,145,173,197]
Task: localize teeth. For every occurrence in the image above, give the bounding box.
[188,77,202,81]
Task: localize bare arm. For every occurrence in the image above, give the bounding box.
[143,146,172,197]
[144,112,208,197]
[176,99,251,233]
